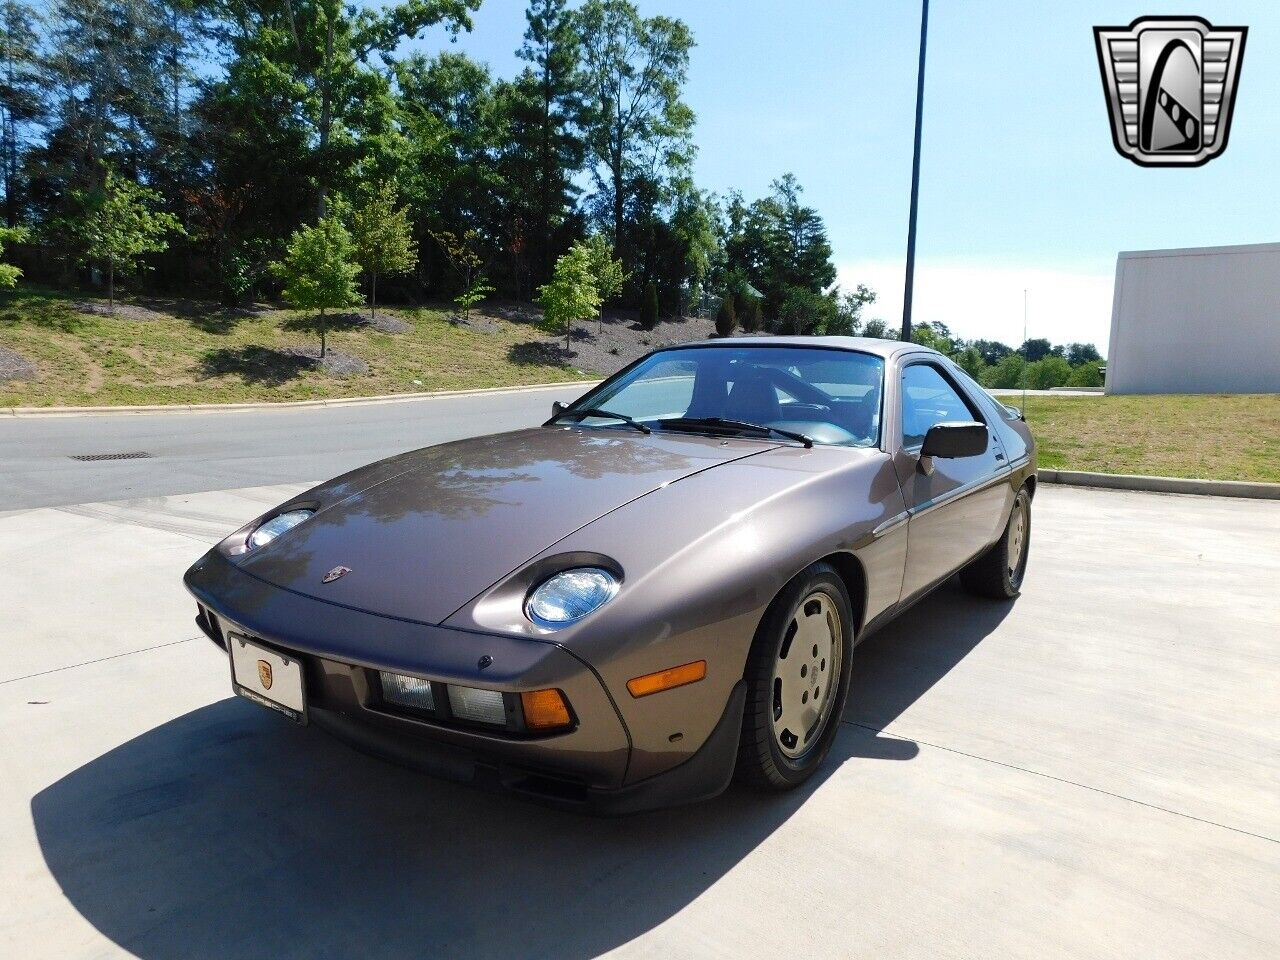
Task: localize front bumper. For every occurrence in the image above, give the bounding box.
[186,551,742,813]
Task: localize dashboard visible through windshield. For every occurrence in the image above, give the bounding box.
[557,346,884,448]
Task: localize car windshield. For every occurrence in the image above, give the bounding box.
[558,346,884,447]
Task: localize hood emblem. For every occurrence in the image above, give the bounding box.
[322,565,352,584]
[257,660,273,689]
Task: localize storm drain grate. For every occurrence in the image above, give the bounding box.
[69,451,153,462]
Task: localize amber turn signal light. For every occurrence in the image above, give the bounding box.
[626,660,706,698]
[520,688,573,730]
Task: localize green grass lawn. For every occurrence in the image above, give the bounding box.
[1021,393,1280,483]
[0,286,590,407]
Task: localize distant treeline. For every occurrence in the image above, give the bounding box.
[0,0,857,324]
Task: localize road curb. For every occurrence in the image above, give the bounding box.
[0,379,602,418]
[1040,469,1280,501]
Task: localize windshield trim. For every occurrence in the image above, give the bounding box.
[548,343,886,450]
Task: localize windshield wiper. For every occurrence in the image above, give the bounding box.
[657,416,813,448]
[554,406,651,434]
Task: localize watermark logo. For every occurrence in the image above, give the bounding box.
[1094,16,1246,167]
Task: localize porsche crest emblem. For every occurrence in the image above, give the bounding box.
[322,565,351,584]
[256,659,273,690]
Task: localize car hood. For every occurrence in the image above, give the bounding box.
[238,427,776,624]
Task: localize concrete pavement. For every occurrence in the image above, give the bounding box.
[1,482,1276,958]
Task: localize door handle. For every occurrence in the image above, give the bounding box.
[994,452,1006,461]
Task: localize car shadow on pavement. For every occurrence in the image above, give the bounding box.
[30,579,1009,960]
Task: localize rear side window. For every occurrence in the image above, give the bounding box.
[901,364,979,448]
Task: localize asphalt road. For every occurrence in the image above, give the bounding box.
[2,481,1276,958]
[0,384,594,510]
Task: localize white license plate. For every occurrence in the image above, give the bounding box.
[229,634,306,723]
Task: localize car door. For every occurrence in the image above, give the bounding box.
[892,358,1013,600]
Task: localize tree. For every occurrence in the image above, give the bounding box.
[1066,342,1102,366]
[432,228,491,320]
[971,338,1013,366]
[1019,337,1053,362]
[270,215,362,357]
[910,320,955,354]
[861,318,891,339]
[982,353,1027,389]
[538,241,599,351]
[639,278,658,330]
[0,223,26,286]
[71,171,184,311]
[827,284,875,336]
[0,0,43,226]
[740,296,763,333]
[351,181,418,320]
[1025,355,1072,389]
[512,0,585,285]
[581,233,624,332]
[715,295,736,337]
[952,346,986,381]
[577,0,694,268]
[776,286,834,335]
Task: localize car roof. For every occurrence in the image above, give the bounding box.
[659,335,941,362]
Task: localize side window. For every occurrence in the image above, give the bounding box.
[900,364,980,448]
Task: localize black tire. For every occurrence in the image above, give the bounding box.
[960,486,1031,599]
[736,561,855,790]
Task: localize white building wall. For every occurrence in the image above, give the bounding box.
[1107,242,1280,395]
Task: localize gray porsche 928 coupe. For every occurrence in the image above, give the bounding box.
[186,337,1035,813]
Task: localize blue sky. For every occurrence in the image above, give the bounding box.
[424,1,1278,350]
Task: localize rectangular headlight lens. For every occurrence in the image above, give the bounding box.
[379,671,435,711]
[448,685,507,725]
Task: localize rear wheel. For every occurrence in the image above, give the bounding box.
[736,562,854,790]
[961,486,1031,599]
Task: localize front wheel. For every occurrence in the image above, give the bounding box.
[736,562,854,790]
[961,486,1031,599]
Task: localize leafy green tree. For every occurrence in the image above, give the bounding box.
[982,353,1027,389]
[351,181,418,320]
[577,0,694,267]
[0,223,26,286]
[826,284,875,336]
[952,346,986,381]
[971,338,1013,366]
[910,320,955,353]
[270,215,362,357]
[715,295,736,337]
[740,296,763,333]
[1066,342,1102,366]
[639,278,658,330]
[432,228,492,320]
[538,241,599,351]
[1025,355,1072,389]
[1067,359,1104,388]
[777,287,835,335]
[861,318,891,339]
[71,171,184,311]
[1019,337,1053,362]
[581,233,624,332]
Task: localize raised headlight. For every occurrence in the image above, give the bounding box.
[246,509,314,550]
[525,567,619,627]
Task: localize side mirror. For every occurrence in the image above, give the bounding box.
[551,400,568,418]
[920,421,987,459]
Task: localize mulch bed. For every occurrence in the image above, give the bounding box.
[523,311,724,376]
[281,347,369,376]
[0,345,36,381]
[74,301,168,323]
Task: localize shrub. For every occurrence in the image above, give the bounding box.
[951,346,986,381]
[1067,359,1104,388]
[715,296,737,336]
[1025,355,1072,389]
[740,297,763,332]
[640,281,659,330]
[981,353,1026,389]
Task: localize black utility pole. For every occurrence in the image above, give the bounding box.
[901,0,930,342]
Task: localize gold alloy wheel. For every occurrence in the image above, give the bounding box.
[771,590,843,760]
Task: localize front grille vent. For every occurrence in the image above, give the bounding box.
[69,451,153,462]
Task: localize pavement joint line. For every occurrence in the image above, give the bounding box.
[841,719,1279,845]
[1,637,196,686]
